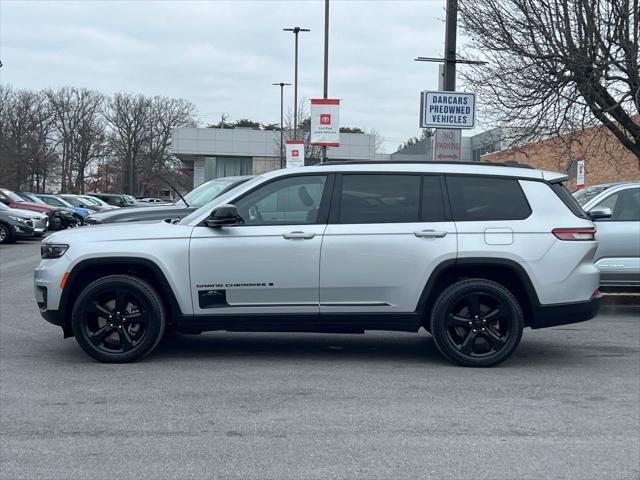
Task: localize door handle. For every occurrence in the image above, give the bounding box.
[282,231,316,240]
[414,230,448,238]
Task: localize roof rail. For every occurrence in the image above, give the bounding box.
[317,160,534,169]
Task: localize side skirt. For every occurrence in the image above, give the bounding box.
[175,312,423,334]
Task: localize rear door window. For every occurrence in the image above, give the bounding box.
[337,174,421,224]
[446,175,531,221]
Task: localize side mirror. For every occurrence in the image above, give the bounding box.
[588,207,612,221]
[205,204,243,228]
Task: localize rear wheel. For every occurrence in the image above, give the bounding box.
[71,275,166,363]
[0,223,13,244]
[430,279,523,367]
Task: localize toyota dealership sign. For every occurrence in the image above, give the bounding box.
[285,140,304,168]
[310,98,340,147]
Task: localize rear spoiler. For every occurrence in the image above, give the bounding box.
[542,172,569,184]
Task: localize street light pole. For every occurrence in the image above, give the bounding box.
[322,0,330,163]
[272,82,291,169]
[283,26,310,139]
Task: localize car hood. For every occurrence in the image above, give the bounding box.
[87,205,187,221]
[12,201,55,213]
[8,207,47,219]
[44,219,194,244]
[1,208,33,220]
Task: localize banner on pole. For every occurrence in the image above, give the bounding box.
[310,99,340,147]
[576,158,586,189]
[285,140,305,168]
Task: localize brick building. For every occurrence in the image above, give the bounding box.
[482,123,640,190]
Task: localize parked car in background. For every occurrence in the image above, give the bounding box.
[89,193,141,208]
[77,195,119,210]
[138,197,170,205]
[574,181,640,289]
[0,188,77,230]
[35,194,90,221]
[0,203,35,243]
[0,202,48,237]
[85,176,253,225]
[58,194,112,213]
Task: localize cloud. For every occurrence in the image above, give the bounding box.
[1,0,451,151]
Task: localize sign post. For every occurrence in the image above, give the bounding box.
[285,140,305,168]
[310,99,340,147]
[576,158,586,189]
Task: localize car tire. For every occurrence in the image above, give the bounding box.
[50,216,63,231]
[71,275,166,363]
[0,223,13,244]
[430,279,523,367]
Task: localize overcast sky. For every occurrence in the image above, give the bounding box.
[1,0,463,152]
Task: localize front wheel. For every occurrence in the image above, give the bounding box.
[71,275,166,363]
[0,223,13,244]
[430,279,523,367]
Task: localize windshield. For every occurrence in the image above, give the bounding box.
[81,196,102,206]
[61,196,83,207]
[182,178,245,208]
[27,194,48,205]
[122,195,138,206]
[179,176,264,225]
[43,196,73,208]
[1,189,23,202]
[572,185,611,206]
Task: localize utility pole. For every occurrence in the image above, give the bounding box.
[273,82,291,168]
[322,0,330,163]
[284,26,310,139]
[443,0,458,92]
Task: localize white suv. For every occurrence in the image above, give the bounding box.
[35,162,602,366]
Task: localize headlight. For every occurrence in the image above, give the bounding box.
[9,215,27,223]
[41,244,69,259]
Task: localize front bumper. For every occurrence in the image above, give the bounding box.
[530,294,602,329]
[12,223,35,238]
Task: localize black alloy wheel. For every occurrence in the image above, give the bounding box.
[430,279,523,367]
[71,275,165,363]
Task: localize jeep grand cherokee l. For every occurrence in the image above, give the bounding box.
[35,162,602,367]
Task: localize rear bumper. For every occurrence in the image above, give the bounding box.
[530,295,602,329]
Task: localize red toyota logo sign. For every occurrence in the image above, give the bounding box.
[320,114,331,125]
[291,149,299,157]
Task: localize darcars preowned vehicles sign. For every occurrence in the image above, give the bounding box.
[421,91,475,129]
[311,99,340,147]
[286,140,304,168]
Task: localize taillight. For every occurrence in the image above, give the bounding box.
[552,227,596,241]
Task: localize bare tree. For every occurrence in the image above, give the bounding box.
[459,0,640,164]
[139,96,197,185]
[0,86,55,190]
[370,128,385,154]
[106,93,150,194]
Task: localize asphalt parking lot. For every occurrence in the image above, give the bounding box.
[1,238,639,480]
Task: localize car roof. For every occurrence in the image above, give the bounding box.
[264,162,566,182]
[581,181,639,189]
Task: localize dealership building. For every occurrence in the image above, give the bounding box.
[172,127,376,187]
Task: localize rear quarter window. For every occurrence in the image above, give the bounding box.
[551,183,589,219]
[446,175,531,221]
